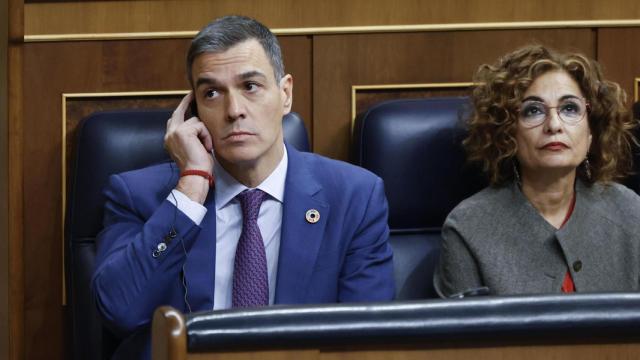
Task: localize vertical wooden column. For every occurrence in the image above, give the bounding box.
[0,0,8,356]
[7,0,24,359]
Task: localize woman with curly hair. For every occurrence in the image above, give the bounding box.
[434,44,640,297]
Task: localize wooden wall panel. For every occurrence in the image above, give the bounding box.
[312,29,595,161]
[21,36,311,360]
[353,85,473,121]
[281,36,313,140]
[24,0,640,36]
[0,0,9,359]
[166,343,640,360]
[7,0,24,358]
[597,28,640,103]
[22,40,188,360]
[26,0,130,2]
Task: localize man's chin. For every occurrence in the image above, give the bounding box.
[215,149,260,167]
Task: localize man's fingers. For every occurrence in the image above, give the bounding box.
[193,122,214,151]
[174,91,194,117]
[167,92,194,130]
[167,118,213,152]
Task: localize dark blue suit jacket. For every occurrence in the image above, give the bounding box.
[92,144,395,359]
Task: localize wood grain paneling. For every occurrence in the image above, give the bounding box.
[26,0,131,2]
[281,36,313,140]
[597,28,640,104]
[0,0,9,359]
[21,36,311,360]
[318,343,640,360]
[312,29,595,160]
[24,0,640,36]
[158,342,640,360]
[23,40,193,360]
[7,40,23,360]
[8,0,24,358]
[353,84,474,122]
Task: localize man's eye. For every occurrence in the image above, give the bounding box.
[245,82,260,92]
[205,89,219,99]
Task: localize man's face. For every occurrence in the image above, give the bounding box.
[191,39,292,170]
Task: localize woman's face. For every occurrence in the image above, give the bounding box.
[515,70,592,180]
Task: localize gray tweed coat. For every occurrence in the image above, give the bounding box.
[435,180,640,297]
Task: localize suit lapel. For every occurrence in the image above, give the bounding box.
[275,145,329,304]
[183,190,216,311]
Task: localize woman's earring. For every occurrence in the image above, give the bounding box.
[584,157,592,180]
[512,160,521,185]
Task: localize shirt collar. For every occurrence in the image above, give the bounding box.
[213,144,288,210]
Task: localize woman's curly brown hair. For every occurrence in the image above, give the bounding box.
[465,44,637,186]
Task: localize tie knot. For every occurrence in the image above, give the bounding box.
[237,189,267,221]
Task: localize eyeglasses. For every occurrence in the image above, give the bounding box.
[517,97,590,128]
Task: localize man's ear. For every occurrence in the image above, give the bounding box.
[280,74,293,114]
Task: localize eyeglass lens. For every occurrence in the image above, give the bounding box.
[519,98,587,126]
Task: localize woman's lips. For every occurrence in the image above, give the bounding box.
[540,142,569,151]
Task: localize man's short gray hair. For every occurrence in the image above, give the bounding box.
[186,15,285,87]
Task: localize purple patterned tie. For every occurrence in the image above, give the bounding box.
[232,189,269,308]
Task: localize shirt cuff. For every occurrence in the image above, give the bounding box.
[167,189,207,225]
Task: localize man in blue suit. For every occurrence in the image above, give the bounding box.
[92,15,394,359]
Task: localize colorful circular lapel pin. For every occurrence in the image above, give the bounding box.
[305,209,320,224]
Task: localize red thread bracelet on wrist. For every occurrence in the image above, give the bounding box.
[180,170,214,187]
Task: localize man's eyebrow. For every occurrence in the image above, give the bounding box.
[195,77,220,88]
[238,70,268,81]
[195,71,268,88]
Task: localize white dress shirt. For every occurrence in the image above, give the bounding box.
[167,145,288,309]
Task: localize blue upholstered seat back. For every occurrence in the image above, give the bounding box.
[66,109,309,360]
[352,97,487,299]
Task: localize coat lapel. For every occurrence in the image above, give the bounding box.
[275,145,329,304]
[556,181,613,291]
[183,190,216,311]
[507,183,564,290]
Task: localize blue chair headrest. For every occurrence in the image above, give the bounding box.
[352,97,487,229]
